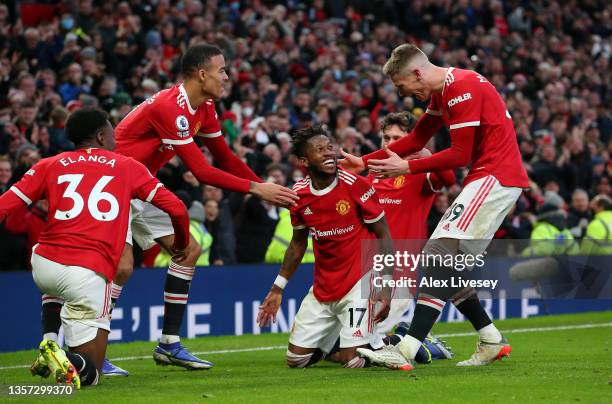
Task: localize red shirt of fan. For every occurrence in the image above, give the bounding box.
[290,169,385,302]
[3,149,180,281]
[424,67,529,188]
[367,173,438,240]
[115,83,221,176]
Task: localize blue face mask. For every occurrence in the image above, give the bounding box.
[61,18,74,30]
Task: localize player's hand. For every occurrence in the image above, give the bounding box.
[257,288,283,327]
[368,145,410,178]
[338,149,365,173]
[250,182,299,207]
[170,246,188,264]
[371,287,392,323]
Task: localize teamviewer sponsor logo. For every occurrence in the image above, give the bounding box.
[379,197,402,205]
[447,93,472,108]
[310,224,355,240]
[360,187,375,203]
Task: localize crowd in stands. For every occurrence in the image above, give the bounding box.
[0,0,610,269]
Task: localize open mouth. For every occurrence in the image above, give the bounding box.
[322,159,336,168]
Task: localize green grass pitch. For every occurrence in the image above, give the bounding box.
[0,311,611,403]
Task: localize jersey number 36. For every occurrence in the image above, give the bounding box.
[55,174,119,221]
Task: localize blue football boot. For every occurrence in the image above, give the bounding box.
[153,342,214,370]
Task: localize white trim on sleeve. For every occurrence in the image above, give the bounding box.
[161,138,194,145]
[293,224,306,230]
[426,172,442,193]
[449,121,480,130]
[146,183,164,203]
[198,131,222,138]
[426,108,442,116]
[9,186,32,205]
[364,211,385,224]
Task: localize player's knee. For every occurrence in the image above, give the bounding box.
[343,356,367,368]
[285,349,325,368]
[286,350,312,368]
[187,239,202,261]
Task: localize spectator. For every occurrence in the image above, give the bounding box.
[0,156,12,194]
[522,192,579,256]
[568,189,592,239]
[580,194,612,255]
[232,164,285,263]
[202,185,236,265]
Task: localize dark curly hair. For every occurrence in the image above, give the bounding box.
[290,125,331,158]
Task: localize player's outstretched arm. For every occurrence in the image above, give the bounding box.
[0,191,31,222]
[0,159,48,222]
[257,227,309,327]
[362,113,443,165]
[174,141,253,193]
[408,125,475,174]
[366,216,394,323]
[249,181,298,207]
[175,142,298,206]
[201,135,262,183]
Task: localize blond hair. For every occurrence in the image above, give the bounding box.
[382,44,428,78]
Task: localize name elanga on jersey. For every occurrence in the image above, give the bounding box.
[59,154,117,168]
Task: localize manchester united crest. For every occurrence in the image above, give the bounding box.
[336,200,351,215]
[393,175,406,188]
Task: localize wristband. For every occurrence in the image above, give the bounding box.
[274,275,288,289]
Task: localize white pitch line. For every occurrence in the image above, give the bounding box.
[436,322,612,338]
[1,322,611,370]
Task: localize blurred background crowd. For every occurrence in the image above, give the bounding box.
[0,0,610,269]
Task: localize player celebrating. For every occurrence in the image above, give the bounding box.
[369,111,455,242]
[341,44,529,369]
[111,44,298,370]
[371,111,455,361]
[0,108,190,388]
[257,126,393,369]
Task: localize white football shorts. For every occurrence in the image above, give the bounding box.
[289,272,384,352]
[126,199,175,249]
[430,174,522,254]
[31,250,111,348]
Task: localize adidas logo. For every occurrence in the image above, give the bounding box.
[353,329,363,338]
[304,207,313,215]
[442,223,450,231]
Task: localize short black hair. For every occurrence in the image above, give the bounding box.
[65,108,109,146]
[290,125,330,158]
[181,44,223,76]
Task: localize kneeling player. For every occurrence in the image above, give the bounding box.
[0,109,190,387]
[257,126,393,368]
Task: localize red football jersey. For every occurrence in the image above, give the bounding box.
[424,67,529,187]
[0,148,189,281]
[367,173,437,240]
[115,84,221,176]
[290,169,385,302]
